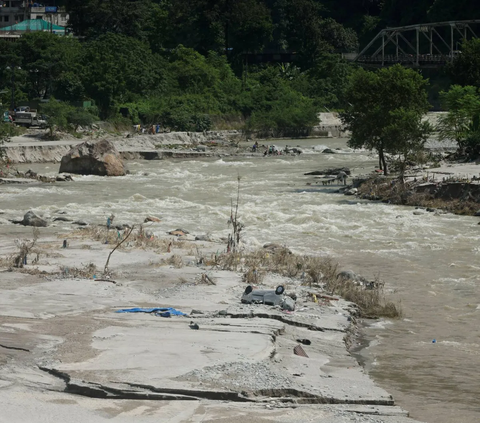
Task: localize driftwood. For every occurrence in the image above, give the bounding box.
[103,226,135,274]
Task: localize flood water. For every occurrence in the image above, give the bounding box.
[1,138,479,423]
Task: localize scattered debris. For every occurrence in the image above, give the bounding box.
[116,307,187,317]
[189,321,200,330]
[293,344,309,358]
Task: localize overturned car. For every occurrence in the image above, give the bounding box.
[241,285,295,311]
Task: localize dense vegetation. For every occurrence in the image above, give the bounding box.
[1,0,480,135]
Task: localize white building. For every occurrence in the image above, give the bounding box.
[0,1,68,29]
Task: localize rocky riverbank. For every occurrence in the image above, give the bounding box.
[348,160,480,216]
[3,130,244,164]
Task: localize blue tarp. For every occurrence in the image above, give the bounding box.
[116,307,186,317]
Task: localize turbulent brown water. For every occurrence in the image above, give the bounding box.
[1,138,479,423]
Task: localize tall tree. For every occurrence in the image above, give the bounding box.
[81,34,167,117]
[437,85,480,157]
[341,65,431,175]
[449,39,480,89]
[65,0,155,40]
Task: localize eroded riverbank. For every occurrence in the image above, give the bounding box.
[1,137,479,423]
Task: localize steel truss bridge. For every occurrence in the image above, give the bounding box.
[353,20,480,68]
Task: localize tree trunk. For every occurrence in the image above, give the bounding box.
[379,148,388,176]
[382,153,388,176]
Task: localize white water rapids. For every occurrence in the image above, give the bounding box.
[1,138,479,423]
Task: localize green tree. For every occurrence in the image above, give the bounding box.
[437,85,480,158]
[449,39,480,88]
[164,0,273,56]
[81,34,167,117]
[65,0,155,40]
[383,108,432,183]
[0,121,14,165]
[242,66,318,136]
[67,108,98,132]
[428,0,480,22]
[341,65,431,175]
[40,99,73,138]
[18,33,83,101]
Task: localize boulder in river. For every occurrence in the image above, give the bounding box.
[20,211,48,227]
[59,139,126,176]
[144,216,161,223]
[304,167,351,176]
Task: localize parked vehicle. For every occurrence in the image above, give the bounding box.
[14,111,47,128]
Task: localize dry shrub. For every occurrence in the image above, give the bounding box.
[60,262,98,279]
[325,275,401,319]
[157,254,184,268]
[196,273,216,285]
[242,267,265,285]
[12,228,40,268]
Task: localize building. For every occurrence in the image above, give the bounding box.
[0,1,68,30]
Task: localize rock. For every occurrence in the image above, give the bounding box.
[195,234,210,241]
[56,173,73,182]
[53,216,73,222]
[195,145,207,152]
[322,148,337,154]
[474,210,480,217]
[169,228,189,236]
[305,167,351,176]
[72,220,88,226]
[413,211,424,215]
[20,211,48,227]
[344,188,358,196]
[281,296,296,311]
[24,169,38,178]
[115,224,132,230]
[426,207,435,212]
[59,139,126,176]
[144,216,161,223]
[338,270,356,281]
[263,243,292,254]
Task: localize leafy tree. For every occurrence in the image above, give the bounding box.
[383,108,432,183]
[380,0,434,27]
[18,33,83,101]
[0,120,15,165]
[341,65,431,175]
[428,0,480,22]
[40,99,73,138]
[293,53,355,108]
[81,34,167,117]
[65,0,155,41]
[67,109,98,132]
[437,85,480,158]
[164,0,273,56]
[242,66,318,136]
[449,39,480,88]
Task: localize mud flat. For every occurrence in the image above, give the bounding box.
[0,226,424,422]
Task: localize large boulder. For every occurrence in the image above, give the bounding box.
[59,140,126,176]
[21,211,48,227]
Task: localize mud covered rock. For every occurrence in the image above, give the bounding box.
[304,167,351,176]
[19,211,48,227]
[59,139,126,176]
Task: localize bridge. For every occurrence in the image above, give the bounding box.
[353,20,480,68]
